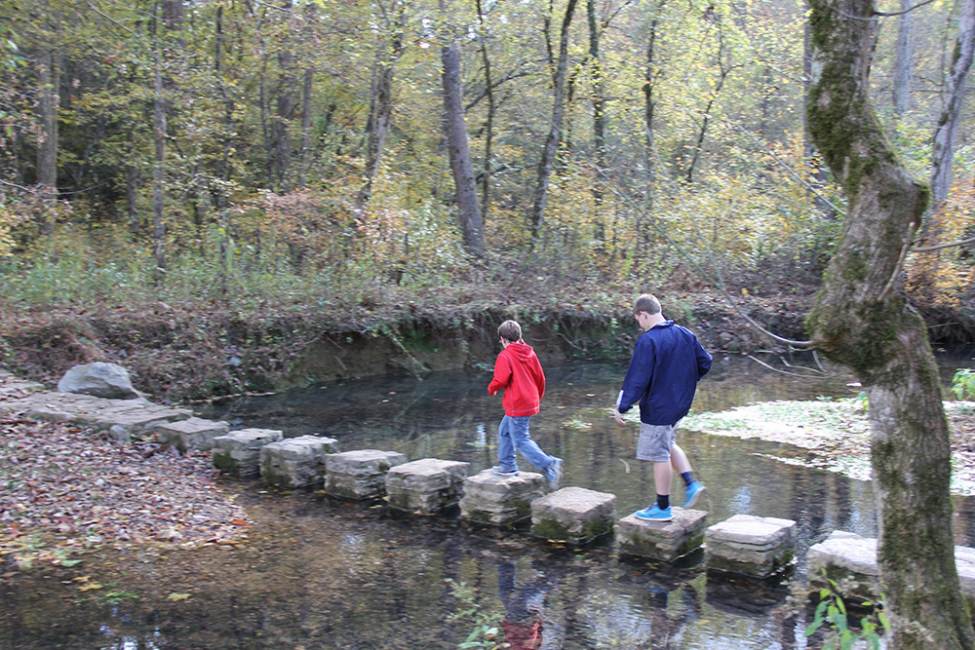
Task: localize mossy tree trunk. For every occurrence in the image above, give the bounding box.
[806,2,975,647]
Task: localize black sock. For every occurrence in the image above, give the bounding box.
[681,471,694,487]
[656,494,670,510]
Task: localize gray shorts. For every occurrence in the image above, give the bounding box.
[637,423,677,462]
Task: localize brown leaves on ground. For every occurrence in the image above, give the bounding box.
[0,416,250,570]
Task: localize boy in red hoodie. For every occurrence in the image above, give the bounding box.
[487,320,563,489]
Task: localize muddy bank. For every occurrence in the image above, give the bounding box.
[2,289,964,403]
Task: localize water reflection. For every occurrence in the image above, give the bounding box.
[4,357,971,648]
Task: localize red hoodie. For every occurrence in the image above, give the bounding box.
[487,341,546,417]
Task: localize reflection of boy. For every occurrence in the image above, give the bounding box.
[488,320,563,489]
[498,560,549,650]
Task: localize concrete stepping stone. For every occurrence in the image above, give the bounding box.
[0,391,191,433]
[212,428,284,478]
[808,530,975,609]
[531,487,616,545]
[386,458,471,515]
[459,469,546,528]
[324,449,408,499]
[705,514,796,578]
[154,417,230,452]
[616,508,708,561]
[260,434,340,489]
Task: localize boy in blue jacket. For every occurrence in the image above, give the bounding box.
[612,294,712,521]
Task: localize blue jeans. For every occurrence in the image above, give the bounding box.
[497,415,556,473]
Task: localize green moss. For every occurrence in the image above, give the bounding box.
[531,517,567,541]
[212,452,236,475]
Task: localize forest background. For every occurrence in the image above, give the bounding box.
[0,0,971,398]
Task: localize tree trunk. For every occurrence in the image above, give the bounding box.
[529,0,578,248]
[806,1,975,647]
[152,4,167,284]
[930,0,974,208]
[686,25,731,184]
[298,67,313,188]
[35,45,59,234]
[271,0,297,192]
[355,1,405,216]
[587,0,607,244]
[440,39,485,257]
[892,0,914,115]
[474,0,494,222]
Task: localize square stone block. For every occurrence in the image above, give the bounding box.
[154,417,230,452]
[260,435,340,489]
[324,449,408,499]
[212,428,284,478]
[459,469,546,527]
[386,458,471,514]
[616,508,707,561]
[531,487,616,545]
[705,514,796,577]
[809,533,975,610]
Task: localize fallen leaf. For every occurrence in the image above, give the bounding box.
[166,592,192,602]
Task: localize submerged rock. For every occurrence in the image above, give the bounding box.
[57,362,139,399]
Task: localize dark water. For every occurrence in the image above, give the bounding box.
[3,354,974,649]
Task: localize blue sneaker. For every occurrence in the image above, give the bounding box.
[544,458,563,490]
[683,481,706,508]
[634,504,673,522]
[491,465,518,477]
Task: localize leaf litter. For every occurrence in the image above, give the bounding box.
[0,415,250,571]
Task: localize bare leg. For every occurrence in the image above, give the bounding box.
[670,444,692,475]
[653,460,673,497]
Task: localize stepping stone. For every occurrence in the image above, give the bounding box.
[807,530,975,609]
[386,458,471,515]
[705,514,796,578]
[260,435,340,489]
[531,487,617,545]
[460,469,546,528]
[616,508,708,561]
[154,417,230,452]
[212,428,284,478]
[324,449,408,499]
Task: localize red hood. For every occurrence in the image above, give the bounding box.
[506,341,536,360]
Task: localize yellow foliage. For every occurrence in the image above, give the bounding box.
[906,178,975,307]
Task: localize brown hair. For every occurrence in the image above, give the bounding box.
[498,320,522,343]
[634,294,661,315]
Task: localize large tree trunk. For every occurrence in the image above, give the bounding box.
[35,45,59,234]
[892,0,914,115]
[440,38,485,257]
[271,0,297,192]
[355,1,404,216]
[529,0,578,248]
[806,1,975,647]
[151,3,168,284]
[474,0,494,221]
[930,0,974,208]
[586,0,607,245]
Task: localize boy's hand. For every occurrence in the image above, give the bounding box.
[611,408,626,425]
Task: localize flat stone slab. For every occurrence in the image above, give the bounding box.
[153,417,230,452]
[807,530,975,608]
[460,469,546,527]
[616,508,708,561]
[260,435,340,489]
[0,391,191,433]
[212,428,284,478]
[531,487,617,545]
[324,449,408,499]
[705,514,796,577]
[386,458,470,514]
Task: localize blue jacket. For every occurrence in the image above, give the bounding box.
[617,321,712,426]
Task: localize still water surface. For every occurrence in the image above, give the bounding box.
[3,356,973,649]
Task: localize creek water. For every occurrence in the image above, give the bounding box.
[3,355,974,649]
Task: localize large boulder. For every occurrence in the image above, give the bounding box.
[57,362,138,399]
